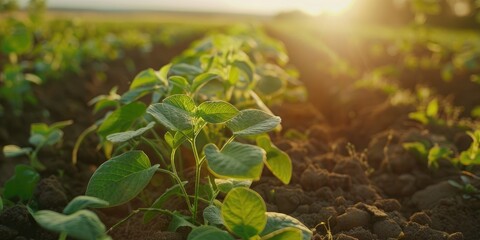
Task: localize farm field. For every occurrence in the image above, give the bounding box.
[1,1,480,240]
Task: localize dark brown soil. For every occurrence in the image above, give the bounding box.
[1,25,479,240]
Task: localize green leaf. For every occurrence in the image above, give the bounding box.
[170,63,203,76]
[191,73,219,92]
[226,110,281,136]
[232,60,254,83]
[205,142,265,180]
[428,144,452,168]
[197,101,239,124]
[168,211,196,232]
[256,75,285,96]
[86,151,159,207]
[3,145,32,158]
[164,130,190,149]
[222,187,267,239]
[106,122,155,143]
[158,64,171,85]
[120,85,161,104]
[471,106,480,118]
[1,21,32,54]
[3,165,39,201]
[169,76,190,90]
[403,141,429,160]
[97,102,147,139]
[147,94,196,131]
[426,99,439,117]
[31,209,109,240]
[50,120,74,129]
[29,120,72,147]
[261,227,303,240]
[203,205,224,225]
[63,196,110,215]
[130,68,165,90]
[144,182,187,223]
[214,179,252,194]
[261,212,312,240]
[188,226,234,240]
[256,135,292,184]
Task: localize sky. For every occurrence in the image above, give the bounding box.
[43,0,354,15]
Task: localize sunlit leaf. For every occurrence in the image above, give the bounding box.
[261,212,312,240]
[147,94,196,131]
[188,226,234,240]
[31,209,109,240]
[97,102,147,139]
[106,122,155,143]
[261,227,302,240]
[197,101,239,123]
[222,187,266,239]
[86,151,159,207]
[191,73,219,92]
[129,68,165,90]
[3,145,32,158]
[63,196,110,215]
[205,142,265,180]
[214,179,252,194]
[226,109,281,136]
[256,135,292,184]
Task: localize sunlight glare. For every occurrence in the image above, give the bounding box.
[296,0,354,15]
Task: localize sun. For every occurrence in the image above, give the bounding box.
[296,0,354,15]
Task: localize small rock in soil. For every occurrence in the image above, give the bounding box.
[274,188,304,214]
[301,166,329,191]
[411,181,458,210]
[447,232,464,240]
[329,173,352,190]
[351,185,380,202]
[332,158,369,184]
[334,207,370,232]
[0,206,32,233]
[34,175,68,211]
[409,211,432,226]
[374,199,401,212]
[373,219,402,239]
[384,147,416,174]
[335,233,359,240]
[375,173,416,197]
[0,225,18,240]
[355,203,387,219]
[342,226,377,240]
[403,222,449,240]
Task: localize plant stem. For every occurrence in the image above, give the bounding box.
[157,167,192,213]
[72,124,97,166]
[106,208,172,234]
[190,135,203,223]
[221,135,236,150]
[58,232,67,240]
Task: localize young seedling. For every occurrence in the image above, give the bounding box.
[29,195,111,240]
[2,120,71,203]
[3,120,73,170]
[85,94,305,238]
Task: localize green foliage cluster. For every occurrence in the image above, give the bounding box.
[2,120,71,203]
[72,26,309,240]
[0,8,205,116]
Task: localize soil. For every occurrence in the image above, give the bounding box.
[1,26,480,240]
